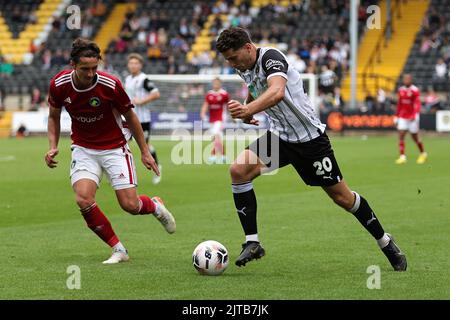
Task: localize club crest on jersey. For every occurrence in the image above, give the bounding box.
[89,97,101,107]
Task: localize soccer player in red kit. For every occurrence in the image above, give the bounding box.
[200,77,230,163]
[395,74,427,164]
[45,38,176,264]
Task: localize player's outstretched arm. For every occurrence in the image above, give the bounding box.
[123,109,160,175]
[45,106,61,168]
[134,89,160,106]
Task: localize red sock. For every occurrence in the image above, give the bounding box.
[81,203,119,247]
[138,195,156,214]
[399,140,405,155]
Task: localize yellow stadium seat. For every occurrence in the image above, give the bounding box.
[196,37,212,44]
[36,11,53,18]
[186,52,194,62]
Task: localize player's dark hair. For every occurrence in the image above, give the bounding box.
[216,27,252,52]
[70,38,102,64]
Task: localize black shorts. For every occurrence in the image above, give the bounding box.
[247,131,343,186]
[141,122,152,143]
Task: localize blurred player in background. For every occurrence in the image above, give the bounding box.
[200,77,230,164]
[45,38,175,264]
[125,53,162,183]
[216,27,407,271]
[394,74,427,164]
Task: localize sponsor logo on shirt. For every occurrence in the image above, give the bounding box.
[73,113,104,123]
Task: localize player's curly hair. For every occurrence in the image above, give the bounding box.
[216,27,252,53]
[70,38,102,64]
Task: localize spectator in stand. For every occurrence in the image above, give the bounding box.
[119,26,133,42]
[0,86,4,111]
[170,34,189,53]
[319,64,337,95]
[192,51,213,68]
[376,88,387,114]
[333,87,345,111]
[363,91,376,114]
[30,87,45,111]
[91,0,106,17]
[424,86,441,113]
[288,53,307,74]
[114,36,128,54]
[0,56,14,77]
[16,123,28,138]
[157,28,168,47]
[167,55,179,74]
[41,49,52,70]
[425,8,444,35]
[434,58,448,80]
[329,59,343,83]
[138,12,150,30]
[420,36,432,54]
[441,38,450,61]
[136,27,147,44]
[179,18,190,38]
[51,49,68,68]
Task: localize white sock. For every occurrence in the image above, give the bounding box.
[113,242,127,253]
[377,233,390,249]
[246,234,259,243]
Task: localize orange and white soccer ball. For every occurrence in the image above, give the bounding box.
[192,240,229,276]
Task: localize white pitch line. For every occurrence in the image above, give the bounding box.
[0,156,16,162]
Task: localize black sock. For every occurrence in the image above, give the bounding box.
[349,192,385,240]
[232,182,258,237]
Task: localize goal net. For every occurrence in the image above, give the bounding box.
[145,74,318,136]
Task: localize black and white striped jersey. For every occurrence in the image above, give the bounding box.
[237,47,325,143]
[125,72,159,123]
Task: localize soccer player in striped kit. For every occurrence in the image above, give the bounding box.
[125,53,163,183]
[45,39,175,264]
[216,27,407,271]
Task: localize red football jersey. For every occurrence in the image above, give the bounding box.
[396,85,421,119]
[48,70,133,150]
[205,89,229,123]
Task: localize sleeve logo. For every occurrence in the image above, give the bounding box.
[265,59,284,70]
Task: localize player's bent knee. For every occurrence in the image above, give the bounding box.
[229,163,256,182]
[229,163,245,180]
[76,195,95,210]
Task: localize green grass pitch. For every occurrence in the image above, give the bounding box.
[0,134,449,299]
